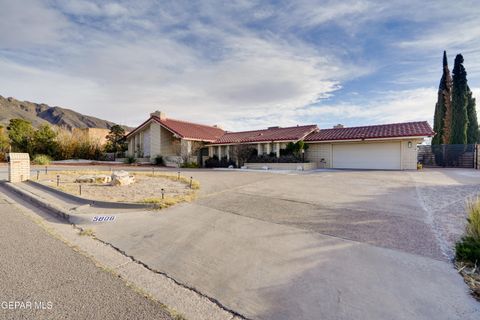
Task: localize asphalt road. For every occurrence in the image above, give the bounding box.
[0,194,173,320]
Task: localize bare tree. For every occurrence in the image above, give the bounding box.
[230,144,256,166]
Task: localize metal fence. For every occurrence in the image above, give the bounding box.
[418,144,476,168]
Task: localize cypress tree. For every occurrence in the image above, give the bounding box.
[466,85,479,143]
[451,54,468,144]
[432,51,452,144]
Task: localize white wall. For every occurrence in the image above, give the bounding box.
[306,139,422,170]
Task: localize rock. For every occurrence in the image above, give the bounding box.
[111,170,135,186]
[75,174,111,184]
[262,166,269,170]
[296,166,304,171]
[75,175,96,183]
[241,166,247,169]
[228,165,234,169]
[94,174,111,184]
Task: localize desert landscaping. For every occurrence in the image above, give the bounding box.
[34,170,199,205]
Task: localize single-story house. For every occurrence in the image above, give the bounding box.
[125,111,224,164]
[126,111,434,170]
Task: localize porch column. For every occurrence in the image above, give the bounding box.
[208,146,213,157]
[218,145,222,158]
[257,143,262,155]
[276,142,280,158]
[265,143,271,154]
[226,145,230,160]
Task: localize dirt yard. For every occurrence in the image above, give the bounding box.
[35,170,198,203]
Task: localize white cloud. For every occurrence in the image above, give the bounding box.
[0,0,68,49]
[297,88,438,128]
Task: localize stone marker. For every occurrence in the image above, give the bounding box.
[8,153,30,183]
[111,170,135,186]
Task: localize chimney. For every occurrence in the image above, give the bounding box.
[213,124,223,129]
[151,110,166,120]
[333,124,344,129]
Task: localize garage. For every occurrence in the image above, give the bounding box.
[332,142,401,170]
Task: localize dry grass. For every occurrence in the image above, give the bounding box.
[455,261,480,301]
[141,192,197,209]
[466,197,480,240]
[79,228,94,237]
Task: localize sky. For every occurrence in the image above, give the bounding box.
[1,0,480,131]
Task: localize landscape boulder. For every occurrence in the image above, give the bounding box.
[75,174,112,184]
[111,170,135,186]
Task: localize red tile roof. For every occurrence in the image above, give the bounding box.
[304,121,434,142]
[211,125,318,144]
[126,116,225,142]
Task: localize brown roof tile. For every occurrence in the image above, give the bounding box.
[211,125,318,144]
[305,121,434,142]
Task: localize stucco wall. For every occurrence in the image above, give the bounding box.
[149,122,161,161]
[306,143,332,168]
[160,126,176,156]
[401,140,420,170]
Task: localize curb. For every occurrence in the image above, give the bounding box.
[26,180,155,209]
[1,181,71,221]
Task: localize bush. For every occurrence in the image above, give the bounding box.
[154,155,164,166]
[204,155,236,168]
[32,154,52,165]
[181,161,199,168]
[466,198,480,240]
[456,236,480,262]
[124,156,137,164]
[247,154,307,163]
[456,198,480,263]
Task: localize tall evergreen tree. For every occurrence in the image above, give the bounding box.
[466,85,479,143]
[432,51,453,144]
[451,54,468,144]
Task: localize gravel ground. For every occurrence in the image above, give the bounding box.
[36,171,191,203]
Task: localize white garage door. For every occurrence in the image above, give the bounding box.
[332,142,401,169]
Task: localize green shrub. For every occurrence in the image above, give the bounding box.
[32,154,52,165]
[154,155,164,166]
[456,236,480,262]
[124,155,137,164]
[456,198,480,263]
[181,161,199,168]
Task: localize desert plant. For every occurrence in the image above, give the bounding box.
[456,197,480,262]
[154,155,165,166]
[32,154,52,165]
[466,198,480,240]
[181,161,199,168]
[124,155,137,164]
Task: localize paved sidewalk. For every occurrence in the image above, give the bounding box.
[0,195,173,320]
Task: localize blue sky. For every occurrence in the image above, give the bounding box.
[1,0,479,131]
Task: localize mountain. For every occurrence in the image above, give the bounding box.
[0,95,132,130]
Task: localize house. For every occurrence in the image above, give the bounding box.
[126,111,434,170]
[125,111,224,163]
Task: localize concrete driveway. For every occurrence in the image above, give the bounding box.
[20,167,480,319]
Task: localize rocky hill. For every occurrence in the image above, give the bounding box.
[0,95,131,130]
